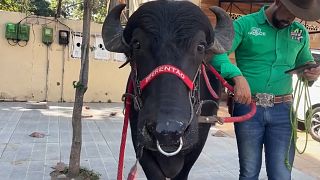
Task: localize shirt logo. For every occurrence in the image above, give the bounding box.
[290,28,303,42]
[248,27,266,36]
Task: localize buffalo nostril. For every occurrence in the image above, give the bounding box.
[155,121,184,135]
[155,121,186,146]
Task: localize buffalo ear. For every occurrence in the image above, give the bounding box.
[102,4,129,53]
[205,6,234,59]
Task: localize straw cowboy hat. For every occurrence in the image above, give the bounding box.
[279,0,320,21]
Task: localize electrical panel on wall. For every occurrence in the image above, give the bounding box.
[5,23,30,41]
[59,30,69,45]
[42,27,53,45]
[5,23,17,40]
[71,32,82,58]
[18,24,30,41]
[94,35,110,60]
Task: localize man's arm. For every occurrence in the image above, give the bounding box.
[210,20,244,79]
[303,65,320,85]
[209,20,252,104]
[295,28,320,84]
[210,54,251,104]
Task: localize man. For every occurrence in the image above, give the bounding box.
[211,0,320,179]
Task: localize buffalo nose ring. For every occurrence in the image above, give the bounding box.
[156,137,183,157]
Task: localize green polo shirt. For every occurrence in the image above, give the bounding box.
[210,6,314,96]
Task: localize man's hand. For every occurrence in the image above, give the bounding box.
[232,76,251,105]
[302,65,320,81]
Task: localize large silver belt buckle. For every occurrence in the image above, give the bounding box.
[255,93,274,107]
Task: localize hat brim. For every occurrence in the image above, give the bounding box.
[280,0,320,21]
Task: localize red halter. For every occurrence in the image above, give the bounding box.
[139,64,194,91]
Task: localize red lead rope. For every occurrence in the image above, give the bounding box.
[117,80,134,180]
[205,63,257,123]
[201,64,219,99]
[205,63,234,92]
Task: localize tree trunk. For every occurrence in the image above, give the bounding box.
[55,0,62,18]
[68,0,92,178]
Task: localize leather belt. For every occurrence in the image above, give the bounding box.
[253,93,292,107]
[273,95,293,103]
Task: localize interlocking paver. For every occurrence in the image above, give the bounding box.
[26,171,45,180]
[0,161,13,179]
[28,161,46,172]
[0,102,317,180]
[9,164,28,179]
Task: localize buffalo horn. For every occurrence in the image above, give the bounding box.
[102,4,128,53]
[207,6,234,54]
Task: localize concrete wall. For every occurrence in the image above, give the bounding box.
[0,11,130,102]
[1,2,319,102]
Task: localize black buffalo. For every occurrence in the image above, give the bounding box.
[102,1,234,179]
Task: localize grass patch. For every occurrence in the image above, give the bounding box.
[50,166,101,180]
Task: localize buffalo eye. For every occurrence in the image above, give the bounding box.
[197,44,205,53]
[132,40,141,49]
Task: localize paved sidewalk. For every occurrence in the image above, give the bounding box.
[0,102,317,180]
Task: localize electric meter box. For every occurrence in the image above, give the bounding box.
[59,30,69,45]
[42,27,53,44]
[17,24,30,41]
[5,23,30,41]
[5,23,17,40]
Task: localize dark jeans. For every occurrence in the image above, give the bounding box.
[233,102,295,180]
